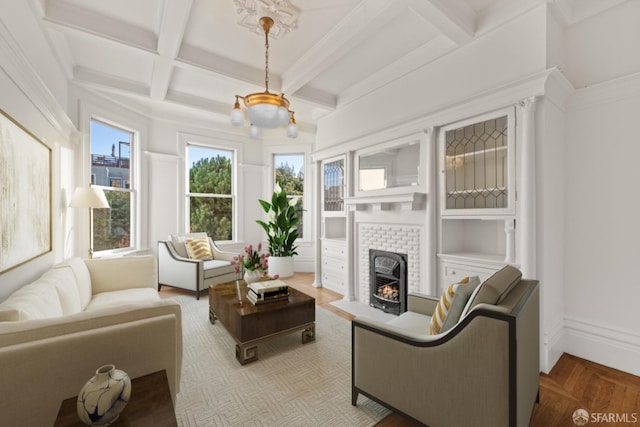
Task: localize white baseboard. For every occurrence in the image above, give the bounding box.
[293,256,314,273]
[541,317,565,374]
[563,315,640,377]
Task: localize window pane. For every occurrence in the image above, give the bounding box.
[187,145,234,240]
[188,147,232,195]
[189,197,232,241]
[93,190,131,251]
[274,154,304,196]
[275,154,304,239]
[91,121,132,185]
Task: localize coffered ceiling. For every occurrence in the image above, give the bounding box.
[27,0,626,131]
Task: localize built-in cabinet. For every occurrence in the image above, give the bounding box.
[319,156,347,294]
[437,107,518,294]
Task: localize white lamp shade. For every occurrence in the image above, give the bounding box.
[287,122,298,138]
[277,106,289,126]
[247,103,281,128]
[249,124,261,139]
[69,187,110,209]
[230,108,245,126]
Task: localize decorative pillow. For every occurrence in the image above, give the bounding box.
[429,276,480,335]
[184,238,213,260]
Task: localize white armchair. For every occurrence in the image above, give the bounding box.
[158,233,241,299]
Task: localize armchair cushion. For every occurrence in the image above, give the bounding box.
[170,232,208,259]
[466,265,522,312]
[185,238,213,260]
[429,276,480,335]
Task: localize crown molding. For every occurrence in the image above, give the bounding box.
[0,19,77,140]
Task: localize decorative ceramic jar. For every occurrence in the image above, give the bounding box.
[77,364,131,426]
[244,269,261,284]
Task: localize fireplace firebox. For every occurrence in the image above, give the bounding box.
[369,249,408,315]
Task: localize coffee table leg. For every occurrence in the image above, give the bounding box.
[236,343,258,365]
[302,324,315,344]
[209,308,217,325]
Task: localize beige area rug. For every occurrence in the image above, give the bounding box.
[170,295,389,426]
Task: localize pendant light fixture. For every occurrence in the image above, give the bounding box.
[231,16,297,139]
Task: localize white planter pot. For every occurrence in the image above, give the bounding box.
[244,269,261,284]
[268,256,294,278]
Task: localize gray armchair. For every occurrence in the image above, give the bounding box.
[158,233,241,299]
[352,266,540,427]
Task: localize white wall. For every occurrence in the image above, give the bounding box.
[316,6,547,149]
[563,74,640,376]
[0,4,74,301]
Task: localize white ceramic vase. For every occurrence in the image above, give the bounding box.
[77,364,131,426]
[268,255,294,278]
[244,269,261,284]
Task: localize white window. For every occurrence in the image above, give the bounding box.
[89,119,134,253]
[274,153,304,239]
[187,144,234,241]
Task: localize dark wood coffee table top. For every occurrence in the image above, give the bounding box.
[54,370,176,427]
[209,279,316,364]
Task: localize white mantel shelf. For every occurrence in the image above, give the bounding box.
[344,192,426,211]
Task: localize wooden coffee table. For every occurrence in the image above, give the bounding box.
[209,279,315,365]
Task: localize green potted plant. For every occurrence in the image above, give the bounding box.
[256,183,300,278]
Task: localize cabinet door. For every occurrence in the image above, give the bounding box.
[322,156,346,213]
[440,109,515,216]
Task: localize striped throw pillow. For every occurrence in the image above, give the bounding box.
[185,238,213,260]
[429,276,472,335]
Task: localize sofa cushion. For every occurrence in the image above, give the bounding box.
[45,267,82,316]
[429,276,479,335]
[0,280,64,321]
[185,238,213,260]
[53,257,92,309]
[466,265,522,312]
[85,288,161,312]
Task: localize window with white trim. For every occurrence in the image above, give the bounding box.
[187,144,234,241]
[89,119,134,252]
[274,153,304,239]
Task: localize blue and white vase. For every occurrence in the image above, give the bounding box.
[77,364,131,426]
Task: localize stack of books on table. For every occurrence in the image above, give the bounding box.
[247,280,290,305]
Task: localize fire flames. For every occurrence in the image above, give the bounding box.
[377,285,398,300]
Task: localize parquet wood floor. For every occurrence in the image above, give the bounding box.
[161,273,640,427]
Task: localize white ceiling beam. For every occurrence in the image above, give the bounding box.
[74,66,150,97]
[177,44,278,89]
[280,0,406,98]
[150,0,193,100]
[404,0,475,45]
[43,0,157,53]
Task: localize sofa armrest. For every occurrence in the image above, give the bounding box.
[85,255,158,294]
[407,292,438,316]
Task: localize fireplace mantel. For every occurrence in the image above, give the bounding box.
[345,192,426,211]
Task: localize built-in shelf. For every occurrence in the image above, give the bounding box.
[344,192,426,211]
[437,252,519,267]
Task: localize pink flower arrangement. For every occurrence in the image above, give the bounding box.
[232,243,274,277]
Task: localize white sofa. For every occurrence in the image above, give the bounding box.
[0,255,182,427]
[158,232,241,299]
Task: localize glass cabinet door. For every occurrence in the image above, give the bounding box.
[322,157,345,212]
[441,110,515,215]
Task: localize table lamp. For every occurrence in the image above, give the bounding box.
[69,187,110,258]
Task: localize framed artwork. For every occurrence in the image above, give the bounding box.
[0,108,52,273]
